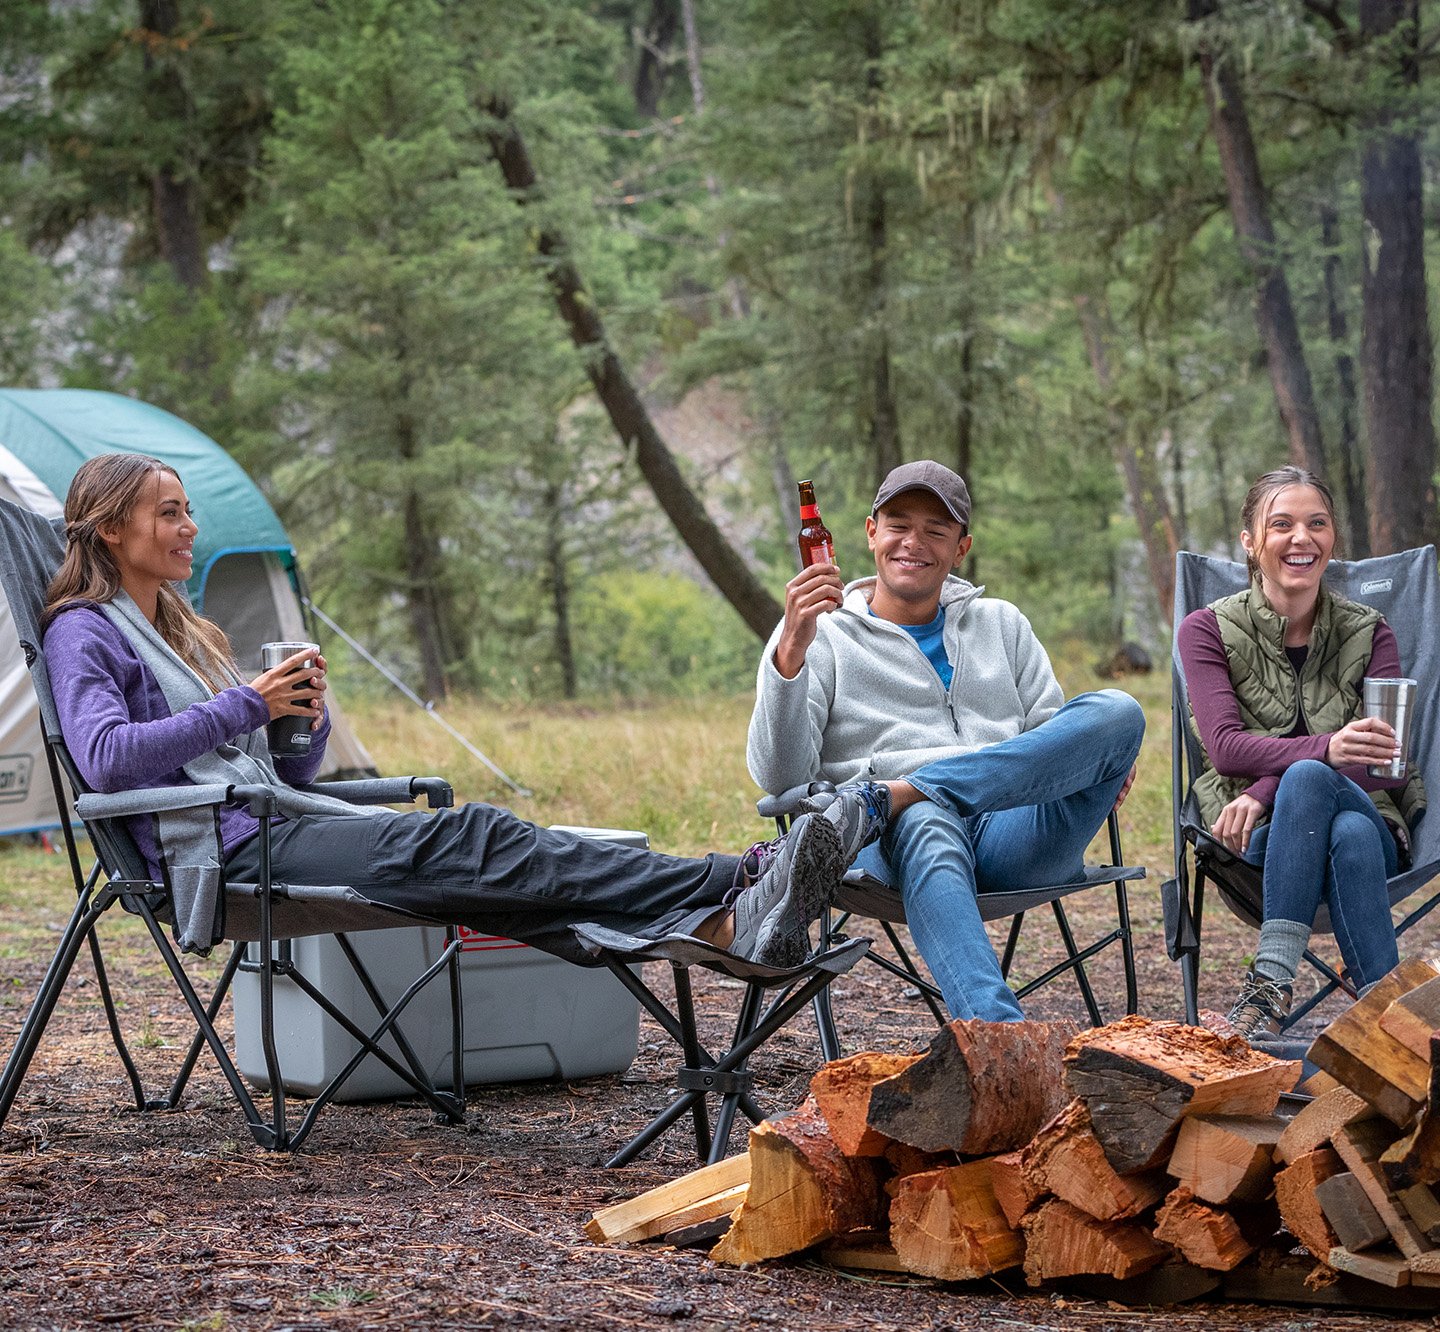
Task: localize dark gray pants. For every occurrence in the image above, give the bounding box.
[226,803,741,963]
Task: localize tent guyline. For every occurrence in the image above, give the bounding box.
[303,598,532,799]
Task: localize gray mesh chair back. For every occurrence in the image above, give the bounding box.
[1164,546,1440,1026]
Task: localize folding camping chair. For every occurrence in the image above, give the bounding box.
[758,787,1144,1058]
[1162,546,1440,1029]
[0,498,467,1152]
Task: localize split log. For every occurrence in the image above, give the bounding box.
[1297,1068,1342,1099]
[1274,1147,1343,1261]
[1019,1199,1168,1286]
[989,1150,1044,1229]
[1378,975,1440,1060]
[809,1052,919,1157]
[1021,1099,1166,1221]
[888,1161,1025,1281]
[1275,1085,1374,1165]
[882,1141,958,1181]
[1166,1113,1283,1205]
[585,1152,750,1243]
[866,1018,1075,1155]
[1382,1032,1440,1190]
[1314,1172,1390,1252]
[1332,1118,1434,1259]
[818,1233,909,1273]
[1064,1017,1301,1172]
[1307,956,1438,1127]
[1327,1246,1412,1288]
[1397,1183,1440,1243]
[710,1101,883,1265]
[1152,1188,1257,1271]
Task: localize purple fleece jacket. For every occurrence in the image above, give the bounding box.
[43,604,330,876]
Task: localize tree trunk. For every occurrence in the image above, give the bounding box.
[1074,293,1180,623]
[862,24,900,489]
[138,0,208,293]
[1359,0,1438,553]
[1189,0,1327,480]
[482,97,784,640]
[400,480,451,703]
[543,476,578,698]
[1320,204,1370,556]
[633,0,677,120]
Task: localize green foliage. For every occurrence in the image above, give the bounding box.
[571,569,758,697]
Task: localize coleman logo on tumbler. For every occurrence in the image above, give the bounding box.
[260,641,319,757]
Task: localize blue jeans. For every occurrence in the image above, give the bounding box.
[1242,759,1399,989]
[851,690,1146,1021]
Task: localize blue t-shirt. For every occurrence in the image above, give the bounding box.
[883,606,952,691]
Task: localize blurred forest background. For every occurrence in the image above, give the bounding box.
[1,0,1437,702]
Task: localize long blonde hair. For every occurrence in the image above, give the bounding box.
[43,453,237,692]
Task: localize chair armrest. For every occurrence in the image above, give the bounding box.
[77,782,240,820]
[294,776,454,809]
[755,781,835,820]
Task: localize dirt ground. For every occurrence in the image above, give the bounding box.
[3,867,1440,1331]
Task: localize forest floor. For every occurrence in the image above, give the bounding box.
[3,681,1440,1331]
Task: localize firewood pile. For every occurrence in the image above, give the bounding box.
[586,957,1440,1308]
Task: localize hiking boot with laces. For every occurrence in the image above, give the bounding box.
[1226,970,1293,1043]
[799,781,891,866]
[729,812,842,968]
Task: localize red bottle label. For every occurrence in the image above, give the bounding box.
[806,540,835,566]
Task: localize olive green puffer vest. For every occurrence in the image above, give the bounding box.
[1190,581,1426,842]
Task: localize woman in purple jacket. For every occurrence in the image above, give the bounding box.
[1178,466,1423,1041]
[42,452,844,967]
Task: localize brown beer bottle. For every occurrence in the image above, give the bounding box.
[797,480,836,568]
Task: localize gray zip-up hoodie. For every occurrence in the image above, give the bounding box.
[747,574,1063,794]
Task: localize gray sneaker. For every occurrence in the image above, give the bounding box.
[729,812,842,967]
[1226,970,1293,1043]
[800,781,891,866]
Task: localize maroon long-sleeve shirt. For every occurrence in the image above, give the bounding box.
[1177,607,1404,810]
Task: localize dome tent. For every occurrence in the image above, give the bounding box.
[0,388,375,836]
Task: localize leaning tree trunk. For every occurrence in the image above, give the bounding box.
[1190,0,1327,481]
[482,97,783,640]
[1320,204,1370,557]
[1359,0,1438,553]
[139,0,208,294]
[1074,294,1180,623]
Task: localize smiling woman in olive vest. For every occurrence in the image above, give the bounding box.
[1178,466,1425,1042]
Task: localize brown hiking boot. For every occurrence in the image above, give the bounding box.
[1226,970,1293,1043]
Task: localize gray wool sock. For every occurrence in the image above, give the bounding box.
[1252,918,1311,987]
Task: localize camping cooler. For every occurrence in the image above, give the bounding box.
[233,827,646,1100]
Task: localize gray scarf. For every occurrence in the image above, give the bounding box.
[101,592,376,953]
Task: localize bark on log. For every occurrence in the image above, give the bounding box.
[867,1019,1075,1155]
[1020,1199,1168,1286]
[1064,1017,1300,1173]
[1274,1147,1343,1262]
[888,1161,1025,1281]
[1166,1113,1284,1205]
[809,1053,919,1157]
[1152,1188,1257,1271]
[1308,957,1439,1127]
[710,1101,883,1265]
[1021,1099,1166,1222]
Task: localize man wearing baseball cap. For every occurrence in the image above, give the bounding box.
[746,459,1144,1021]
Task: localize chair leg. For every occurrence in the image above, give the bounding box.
[811,907,842,1062]
[0,886,117,1130]
[1049,899,1103,1027]
[161,941,247,1110]
[708,983,764,1164]
[674,965,712,1162]
[880,922,947,1024]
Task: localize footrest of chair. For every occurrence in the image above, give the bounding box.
[677,1067,754,1097]
[569,924,870,985]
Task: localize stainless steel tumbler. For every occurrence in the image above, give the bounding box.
[260,641,320,757]
[1362,676,1418,779]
